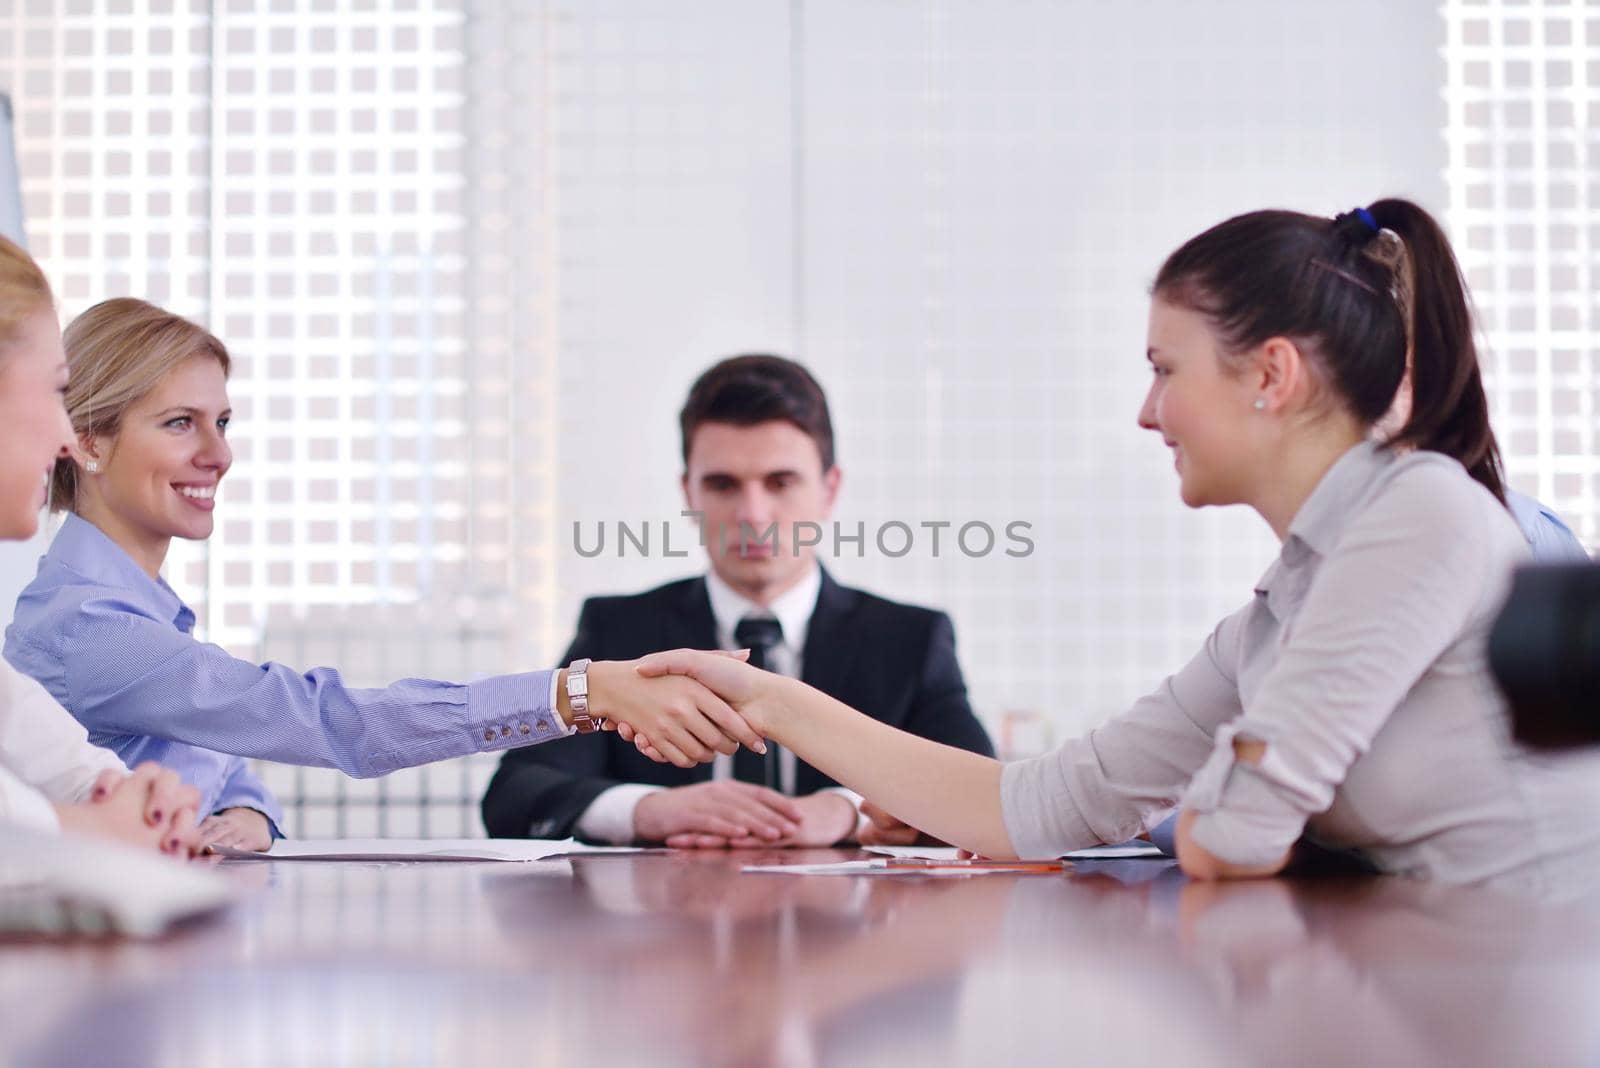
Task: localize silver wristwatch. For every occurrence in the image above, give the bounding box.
[565,657,603,733]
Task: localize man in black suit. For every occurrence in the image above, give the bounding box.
[482,355,993,846]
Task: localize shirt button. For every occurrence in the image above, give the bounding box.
[483,729,495,742]
[537,720,550,732]
[519,723,531,735]
[500,726,512,738]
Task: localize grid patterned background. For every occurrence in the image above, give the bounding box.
[1445,0,1600,548]
[0,1,1588,837]
[0,0,559,836]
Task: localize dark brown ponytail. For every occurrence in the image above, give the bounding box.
[1365,198,1505,503]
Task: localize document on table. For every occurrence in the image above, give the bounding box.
[1060,843,1165,859]
[863,842,1166,861]
[746,853,1068,877]
[743,860,1034,877]
[861,846,965,862]
[213,838,647,862]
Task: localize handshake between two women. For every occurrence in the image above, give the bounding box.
[596,648,1015,861]
[570,650,768,768]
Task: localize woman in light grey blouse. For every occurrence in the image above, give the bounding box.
[622,198,1600,891]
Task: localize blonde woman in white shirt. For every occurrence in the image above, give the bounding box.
[0,233,202,855]
[622,199,1600,891]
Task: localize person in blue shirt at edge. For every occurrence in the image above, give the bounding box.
[4,297,766,852]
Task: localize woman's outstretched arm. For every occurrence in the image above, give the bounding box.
[636,650,1018,859]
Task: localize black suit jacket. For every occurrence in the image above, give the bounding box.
[481,570,994,840]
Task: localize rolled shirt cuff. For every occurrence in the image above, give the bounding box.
[1181,722,1308,869]
[999,751,1105,859]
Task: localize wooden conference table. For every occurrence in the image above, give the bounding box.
[1,847,1598,1067]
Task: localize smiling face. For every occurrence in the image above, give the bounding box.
[0,308,73,540]
[1138,298,1263,509]
[682,419,841,605]
[79,354,232,571]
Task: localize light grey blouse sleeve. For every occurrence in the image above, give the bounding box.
[1182,463,1507,868]
[1000,605,1248,857]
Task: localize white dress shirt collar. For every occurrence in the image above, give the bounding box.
[704,562,823,659]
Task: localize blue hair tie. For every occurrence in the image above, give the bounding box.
[1353,206,1379,234]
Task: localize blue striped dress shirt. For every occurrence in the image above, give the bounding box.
[3,515,563,828]
[1505,489,1591,563]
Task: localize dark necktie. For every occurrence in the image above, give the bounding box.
[731,615,785,792]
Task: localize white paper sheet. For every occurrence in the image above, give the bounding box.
[863,843,1165,862]
[215,838,646,862]
[744,859,1061,877]
[861,846,964,861]
[744,860,1019,877]
[1062,843,1165,860]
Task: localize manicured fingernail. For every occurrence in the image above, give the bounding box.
[754,742,768,754]
[150,809,163,824]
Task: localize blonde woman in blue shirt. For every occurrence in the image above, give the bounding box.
[625,199,1600,891]
[6,298,770,852]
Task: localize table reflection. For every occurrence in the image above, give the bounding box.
[2,852,1599,1067]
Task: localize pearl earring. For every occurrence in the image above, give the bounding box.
[84,460,99,473]
[1252,398,1266,411]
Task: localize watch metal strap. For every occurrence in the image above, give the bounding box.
[565,657,603,733]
